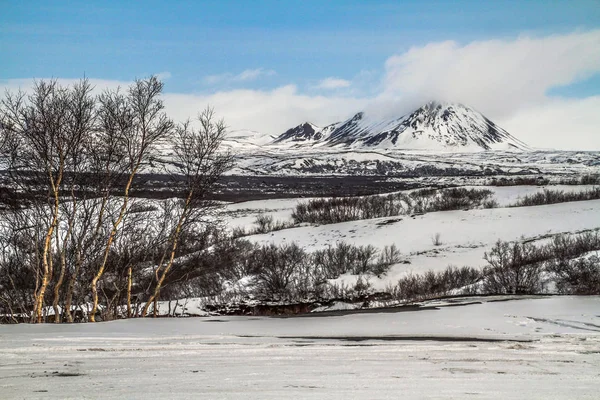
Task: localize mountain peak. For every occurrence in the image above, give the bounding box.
[272,101,529,151]
[273,122,320,144]
[327,102,528,151]
[273,121,342,145]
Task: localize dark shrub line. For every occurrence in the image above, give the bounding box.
[188,230,600,309]
[388,266,482,303]
[170,240,402,304]
[510,187,600,207]
[489,174,599,186]
[256,184,599,235]
[293,188,494,225]
[386,231,600,304]
[251,213,294,234]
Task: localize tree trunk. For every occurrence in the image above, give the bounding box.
[33,174,62,323]
[126,266,132,318]
[141,190,193,317]
[90,166,138,322]
[65,197,109,322]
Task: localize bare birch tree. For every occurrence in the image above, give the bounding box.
[89,76,173,321]
[141,108,233,317]
[1,78,234,323]
[50,80,96,322]
[0,80,95,322]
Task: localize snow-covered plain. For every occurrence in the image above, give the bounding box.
[223,185,599,228]
[1,297,599,399]
[222,186,600,290]
[225,146,600,178]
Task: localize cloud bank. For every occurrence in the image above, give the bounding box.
[376,29,600,149]
[163,85,363,135]
[381,30,600,116]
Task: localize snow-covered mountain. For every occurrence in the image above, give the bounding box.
[273,122,339,145]
[273,102,529,151]
[224,130,276,148]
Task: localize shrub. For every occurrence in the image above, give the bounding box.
[389,266,482,303]
[580,174,600,185]
[176,238,402,304]
[482,240,548,294]
[230,226,247,239]
[412,187,494,212]
[378,244,402,266]
[293,188,494,225]
[249,243,308,300]
[292,194,409,225]
[483,199,499,209]
[251,213,293,234]
[480,232,600,296]
[511,187,600,207]
[128,202,159,214]
[558,174,600,185]
[549,231,600,262]
[253,214,274,234]
[312,242,390,278]
[489,176,550,186]
[547,255,600,295]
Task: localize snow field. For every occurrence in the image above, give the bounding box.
[1,297,599,399]
[225,187,599,291]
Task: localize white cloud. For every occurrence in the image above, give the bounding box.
[315,77,352,90]
[377,29,600,149]
[204,68,276,85]
[500,96,600,150]
[163,85,363,134]
[381,30,600,118]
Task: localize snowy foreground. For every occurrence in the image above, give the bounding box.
[1,297,599,399]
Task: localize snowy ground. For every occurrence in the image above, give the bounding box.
[223,146,600,177]
[222,197,307,231]
[236,195,600,290]
[222,184,598,231]
[2,186,599,398]
[1,297,599,399]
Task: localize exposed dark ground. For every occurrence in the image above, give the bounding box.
[121,172,588,202]
[0,170,583,206]
[132,173,566,202]
[1,173,423,207]
[207,175,426,202]
[53,174,431,202]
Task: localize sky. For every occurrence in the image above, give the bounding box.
[1,0,600,150]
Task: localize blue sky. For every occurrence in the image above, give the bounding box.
[2,0,599,94]
[1,1,600,149]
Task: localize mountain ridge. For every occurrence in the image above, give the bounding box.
[273,101,529,151]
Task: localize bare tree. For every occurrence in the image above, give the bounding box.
[62,91,133,322]
[49,80,96,322]
[89,76,173,321]
[0,80,97,322]
[141,108,233,317]
[0,78,235,323]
